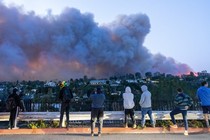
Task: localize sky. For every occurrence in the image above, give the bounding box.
[0,0,210,80]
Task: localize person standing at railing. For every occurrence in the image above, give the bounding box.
[170,88,193,136]
[58,81,73,129]
[122,86,136,128]
[196,81,210,128]
[139,85,155,128]
[90,86,105,137]
[7,88,24,129]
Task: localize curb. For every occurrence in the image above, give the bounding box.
[0,127,209,135]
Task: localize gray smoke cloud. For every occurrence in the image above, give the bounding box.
[0,3,192,81]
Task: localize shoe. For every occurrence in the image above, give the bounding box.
[12,127,19,129]
[124,124,128,128]
[98,133,101,137]
[8,127,11,130]
[141,124,145,128]
[66,125,69,130]
[184,130,188,136]
[133,124,137,129]
[152,124,156,128]
[206,123,209,128]
[170,124,178,128]
[91,132,94,137]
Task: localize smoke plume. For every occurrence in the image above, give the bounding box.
[0,3,192,81]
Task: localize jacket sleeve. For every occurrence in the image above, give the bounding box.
[69,88,73,99]
[139,94,145,106]
[15,94,23,109]
[59,89,63,101]
[187,95,193,107]
[174,94,183,105]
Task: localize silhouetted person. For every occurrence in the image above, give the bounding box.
[7,88,23,129]
[58,81,73,129]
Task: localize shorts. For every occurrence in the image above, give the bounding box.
[201,106,210,114]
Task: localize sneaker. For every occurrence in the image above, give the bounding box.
[206,123,209,128]
[124,124,128,128]
[152,124,156,128]
[91,132,94,137]
[141,124,145,128]
[184,130,188,136]
[98,133,101,137]
[170,124,178,128]
[12,127,19,129]
[133,124,137,129]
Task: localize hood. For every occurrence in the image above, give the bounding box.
[141,85,148,92]
[125,86,131,93]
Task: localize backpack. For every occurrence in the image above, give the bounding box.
[6,96,17,111]
[62,88,73,102]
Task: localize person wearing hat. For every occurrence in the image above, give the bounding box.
[58,81,73,129]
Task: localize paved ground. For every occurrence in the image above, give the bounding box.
[0,133,210,140]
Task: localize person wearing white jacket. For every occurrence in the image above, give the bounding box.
[123,86,136,128]
[139,85,155,128]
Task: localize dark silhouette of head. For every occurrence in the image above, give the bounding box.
[201,81,208,86]
[96,86,102,94]
[177,88,183,93]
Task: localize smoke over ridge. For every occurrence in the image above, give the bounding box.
[0,3,192,81]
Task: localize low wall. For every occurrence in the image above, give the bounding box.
[0,111,207,122]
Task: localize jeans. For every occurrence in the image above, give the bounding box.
[141,107,155,126]
[124,109,136,126]
[59,102,70,127]
[91,108,104,133]
[170,108,188,130]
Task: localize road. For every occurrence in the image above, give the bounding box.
[0,133,210,140]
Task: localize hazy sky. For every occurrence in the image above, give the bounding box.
[2,0,210,73]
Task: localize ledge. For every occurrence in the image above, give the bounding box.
[0,127,209,135]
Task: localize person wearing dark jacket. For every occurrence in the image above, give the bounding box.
[170,88,193,136]
[8,88,23,129]
[58,81,73,129]
[90,86,105,137]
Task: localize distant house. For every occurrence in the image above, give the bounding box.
[126,79,138,83]
[0,88,4,92]
[44,81,57,87]
[89,80,107,85]
[198,70,210,77]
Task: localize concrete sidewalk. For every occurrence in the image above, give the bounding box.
[0,127,209,135]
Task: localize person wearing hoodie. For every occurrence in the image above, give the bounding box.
[139,85,155,128]
[196,81,210,128]
[122,86,136,128]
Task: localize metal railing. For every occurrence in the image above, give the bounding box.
[23,99,202,112]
